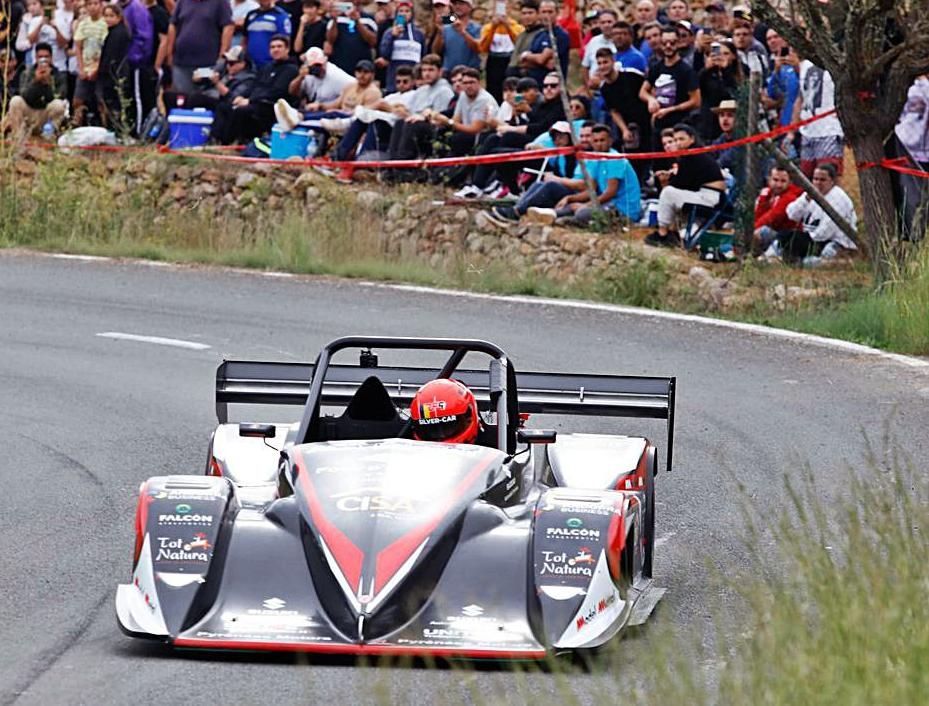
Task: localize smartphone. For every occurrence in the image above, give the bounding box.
[710,42,721,56]
[44,6,53,18]
[335,1,353,13]
[779,46,790,57]
[395,14,406,26]
[494,0,506,15]
[442,13,458,25]
[514,94,525,104]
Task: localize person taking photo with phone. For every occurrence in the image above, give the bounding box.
[325,0,377,73]
[433,0,480,74]
[378,0,422,93]
[477,0,523,102]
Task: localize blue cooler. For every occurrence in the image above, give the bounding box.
[167,108,214,148]
[271,125,312,159]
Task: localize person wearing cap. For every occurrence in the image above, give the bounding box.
[488,119,590,224]
[325,0,377,74]
[210,33,297,143]
[697,38,742,140]
[287,45,355,108]
[433,0,481,74]
[709,98,746,185]
[184,44,255,110]
[702,1,730,35]
[283,56,380,131]
[552,122,642,225]
[242,0,292,68]
[731,7,768,77]
[477,0,524,102]
[378,0,423,93]
[674,19,697,68]
[294,0,326,54]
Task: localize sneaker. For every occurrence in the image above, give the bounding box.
[481,179,502,195]
[353,106,376,124]
[335,167,354,184]
[313,164,336,177]
[320,117,351,135]
[644,230,681,248]
[525,207,558,225]
[454,184,483,199]
[757,242,783,263]
[274,98,301,132]
[491,205,520,222]
[485,184,510,200]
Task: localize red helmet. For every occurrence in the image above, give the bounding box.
[410,379,480,444]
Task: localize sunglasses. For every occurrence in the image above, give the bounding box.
[543,83,560,88]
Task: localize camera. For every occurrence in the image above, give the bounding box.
[442,13,458,24]
[308,64,323,77]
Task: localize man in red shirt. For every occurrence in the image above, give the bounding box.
[753,165,802,253]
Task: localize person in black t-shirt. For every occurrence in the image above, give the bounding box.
[639,26,699,147]
[325,0,377,73]
[644,123,726,247]
[294,0,326,54]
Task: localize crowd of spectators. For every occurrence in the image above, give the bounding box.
[4,0,923,261]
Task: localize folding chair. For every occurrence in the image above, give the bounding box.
[681,184,738,251]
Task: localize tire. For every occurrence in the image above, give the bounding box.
[643,447,657,578]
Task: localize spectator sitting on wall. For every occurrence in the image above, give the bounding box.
[287,46,355,110]
[211,33,297,143]
[551,122,642,226]
[385,53,455,161]
[752,164,801,253]
[644,123,726,248]
[642,126,677,198]
[764,163,858,266]
[2,42,66,137]
[487,120,594,224]
[185,45,255,110]
[428,65,497,156]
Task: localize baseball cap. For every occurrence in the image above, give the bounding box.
[355,59,376,72]
[732,5,754,22]
[549,121,572,135]
[711,99,738,113]
[223,45,246,62]
[704,1,726,11]
[303,46,327,66]
[433,0,450,5]
[675,19,694,34]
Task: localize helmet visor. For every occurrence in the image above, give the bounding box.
[414,407,474,442]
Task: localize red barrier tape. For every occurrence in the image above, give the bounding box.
[6,108,834,170]
[858,156,929,179]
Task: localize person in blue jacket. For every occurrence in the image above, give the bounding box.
[243,0,293,67]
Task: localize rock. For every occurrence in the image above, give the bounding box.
[251,163,272,174]
[200,182,219,195]
[473,210,503,233]
[201,169,223,184]
[356,190,385,209]
[386,202,405,221]
[688,266,715,286]
[235,172,257,188]
[305,186,321,205]
[454,208,470,223]
[14,161,37,176]
[406,193,429,207]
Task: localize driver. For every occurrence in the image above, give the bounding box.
[410,379,480,444]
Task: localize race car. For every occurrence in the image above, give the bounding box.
[116,336,676,658]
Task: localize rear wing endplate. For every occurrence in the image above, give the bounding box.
[215,361,676,473]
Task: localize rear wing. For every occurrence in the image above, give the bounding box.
[215,361,676,473]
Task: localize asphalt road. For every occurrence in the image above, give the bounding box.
[2,251,928,705]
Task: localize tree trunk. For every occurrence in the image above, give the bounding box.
[847,127,898,280]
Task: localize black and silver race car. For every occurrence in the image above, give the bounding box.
[116,336,675,658]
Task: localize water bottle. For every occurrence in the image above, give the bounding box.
[306,133,319,158]
[41,121,55,140]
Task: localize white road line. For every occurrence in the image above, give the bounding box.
[48,253,112,262]
[96,332,211,350]
[22,250,929,370]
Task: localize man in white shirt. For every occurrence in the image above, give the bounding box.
[579,9,616,95]
[765,163,858,266]
[287,45,355,107]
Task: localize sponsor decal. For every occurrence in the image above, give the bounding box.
[546,526,601,540]
[539,548,595,577]
[154,532,212,563]
[419,397,447,419]
[133,576,157,612]
[218,598,318,634]
[540,585,587,600]
[417,414,459,426]
[334,495,415,513]
[157,572,206,587]
[566,517,584,529]
[195,630,333,643]
[541,499,620,516]
[158,503,214,526]
[575,592,618,630]
[150,488,224,500]
[461,604,484,618]
[263,597,286,610]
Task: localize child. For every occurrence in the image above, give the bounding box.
[294,0,326,54]
[73,0,108,124]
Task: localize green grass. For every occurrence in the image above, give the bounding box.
[2,152,929,356]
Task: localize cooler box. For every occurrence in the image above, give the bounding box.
[270,125,312,160]
[167,108,214,148]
